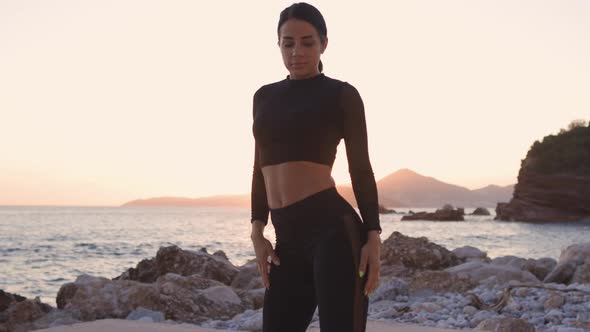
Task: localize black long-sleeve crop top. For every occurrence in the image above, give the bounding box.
[250,73,382,233]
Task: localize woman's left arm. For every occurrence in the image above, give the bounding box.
[340,82,382,296]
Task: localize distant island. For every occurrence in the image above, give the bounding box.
[496,120,590,222]
[121,168,514,208]
[121,194,251,208]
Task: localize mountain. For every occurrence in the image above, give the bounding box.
[375,169,513,208]
[121,168,513,208]
[121,194,250,208]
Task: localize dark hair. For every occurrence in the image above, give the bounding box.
[277,2,327,73]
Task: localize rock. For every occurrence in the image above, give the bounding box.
[491,255,527,270]
[56,283,78,310]
[495,166,590,222]
[113,256,159,283]
[57,272,246,324]
[199,286,241,305]
[463,305,477,315]
[212,250,229,261]
[544,308,564,324]
[544,242,590,284]
[57,274,163,321]
[557,327,588,332]
[572,262,590,283]
[0,293,81,332]
[379,264,410,278]
[31,309,81,330]
[369,277,408,303]
[558,242,590,265]
[381,231,460,270]
[495,125,590,222]
[411,302,442,313]
[157,274,244,322]
[408,270,477,296]
[524,257,557,281]
[379,204,396,214]
[240,310,263,331]
[570,320,590,329]
[0,290,26,312]
[113,245,240,285]
[544,292,566,309]
[126,306,165,322]
[515,287,532,297]
[544,261,578,284]
[471,207,491,216]
[1,296,54,332]
[193,286,243,320]
[474,317,535,331]
[469,310,496,328]
[445,261,540,284]
[372,306,399,319]
[235,288,265,310]
[453,246,488,261]
[231,259,263,290]
[401,206,465,221]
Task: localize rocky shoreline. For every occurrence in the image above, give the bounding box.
[2,231,589,332]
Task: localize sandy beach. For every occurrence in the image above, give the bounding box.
[36,318,468,332]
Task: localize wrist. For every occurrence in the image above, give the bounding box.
[250,231,264,239]
[250,221,265,240]
[367,230,381,242]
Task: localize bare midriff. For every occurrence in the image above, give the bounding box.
[261,161,336,209]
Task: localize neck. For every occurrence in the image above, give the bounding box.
[288,70,321,80]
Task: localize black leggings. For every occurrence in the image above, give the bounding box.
[262,186,369,332]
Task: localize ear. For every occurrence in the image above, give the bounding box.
[321,36,328,54]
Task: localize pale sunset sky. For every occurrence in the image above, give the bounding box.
[1,1,588,206]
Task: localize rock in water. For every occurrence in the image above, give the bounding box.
[378,204,396,214]
[495,122,590,222]
[401,205,464,221]
[471,207,491,216]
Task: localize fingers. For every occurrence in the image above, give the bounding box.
[257,259,270,289]
[253,237,277,289]
[358,247,368,279]
[364,258,380,296]
[266,242,281,266]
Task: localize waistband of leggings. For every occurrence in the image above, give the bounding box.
[269,186,346,217]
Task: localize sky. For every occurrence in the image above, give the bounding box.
[1,0,589,206]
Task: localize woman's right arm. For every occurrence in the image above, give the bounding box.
[250,88,280,288]
[250,143,280,288]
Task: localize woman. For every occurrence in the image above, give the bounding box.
[250,3,382,332]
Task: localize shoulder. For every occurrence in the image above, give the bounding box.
[323,75,361,97]
[326,77,362,106]
[253,79,285,100]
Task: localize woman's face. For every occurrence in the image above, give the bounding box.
[278,18,328,80]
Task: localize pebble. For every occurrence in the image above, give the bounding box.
[196,277,589,332]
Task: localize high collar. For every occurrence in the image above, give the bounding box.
[285,73,326,86]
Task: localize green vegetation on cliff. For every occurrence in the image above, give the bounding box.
[526,120,590,176]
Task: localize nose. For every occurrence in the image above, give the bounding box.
[291,43,303,56]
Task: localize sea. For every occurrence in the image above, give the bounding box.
[1,205,589,307]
